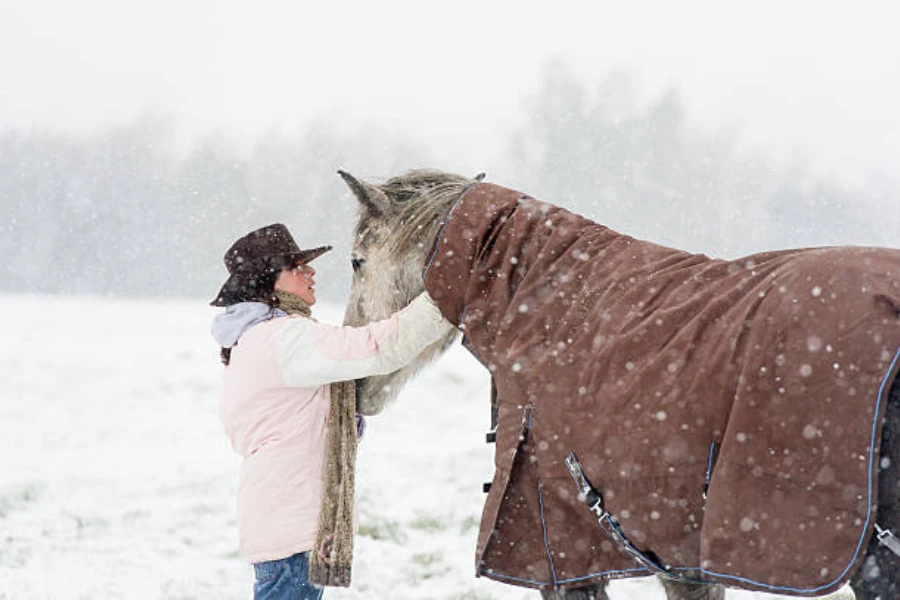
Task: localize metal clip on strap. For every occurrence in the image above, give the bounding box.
[564,452,608,521]
[876,524,900,558]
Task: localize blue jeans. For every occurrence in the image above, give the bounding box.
[253,552,323,600]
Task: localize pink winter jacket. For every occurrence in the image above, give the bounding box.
[218,292,452,563]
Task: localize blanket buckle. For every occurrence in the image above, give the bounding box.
[564,452,609,523]
[875,523,900,558]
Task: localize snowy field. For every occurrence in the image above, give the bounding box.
[0,294,853,599]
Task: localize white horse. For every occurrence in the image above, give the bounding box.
[340,168,900,600]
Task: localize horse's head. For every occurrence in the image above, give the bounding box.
[338,168,477,414]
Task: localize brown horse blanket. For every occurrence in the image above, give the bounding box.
[423,183,900,596]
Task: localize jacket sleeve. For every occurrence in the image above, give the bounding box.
[276,291,455,388]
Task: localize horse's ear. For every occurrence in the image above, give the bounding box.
[338,170,393,218]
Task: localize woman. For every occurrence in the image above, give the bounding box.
[210,223,452,599]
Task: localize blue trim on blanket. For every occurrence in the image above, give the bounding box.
[482,565,650,587]
[537,480,559,586]
[705,441,716,485]
[532,403,558,587]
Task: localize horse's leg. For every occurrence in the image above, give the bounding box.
[540,583,609,600]
[658,577,724,600]
[851,374,900,599]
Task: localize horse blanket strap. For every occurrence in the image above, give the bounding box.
[564,452,607,518]
[566,452,703,583]
[876,524,900,558]
[423,182,900,595]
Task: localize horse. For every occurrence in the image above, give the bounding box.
[338,168,900,600]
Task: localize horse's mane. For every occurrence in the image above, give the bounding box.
[376,169,476,260]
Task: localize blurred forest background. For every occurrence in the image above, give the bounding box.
[2,62,896,302]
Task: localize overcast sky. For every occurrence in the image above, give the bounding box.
[1,0,898,187]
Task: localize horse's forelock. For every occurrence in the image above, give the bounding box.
[380,169,472,202]
[378,170,475,261]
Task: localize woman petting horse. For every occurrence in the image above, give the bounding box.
[338,169,900,600]
[210,223,454,599]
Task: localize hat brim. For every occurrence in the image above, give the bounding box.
[290,245,333,266]
[210,245,333,306]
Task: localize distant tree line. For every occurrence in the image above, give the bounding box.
[0,63,893,301]
[0,117,429,300]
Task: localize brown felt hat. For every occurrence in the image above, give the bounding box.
[210,223,331,306]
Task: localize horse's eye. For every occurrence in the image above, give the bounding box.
[351,258,365,272]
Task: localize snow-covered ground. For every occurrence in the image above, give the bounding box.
[0,295,853,599]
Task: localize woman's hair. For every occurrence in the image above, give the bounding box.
[219,263,288,366]
[220,268,282,307]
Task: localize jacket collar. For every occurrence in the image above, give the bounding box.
[211,302,286,348]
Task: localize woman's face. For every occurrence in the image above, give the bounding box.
[274,263,316,305]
